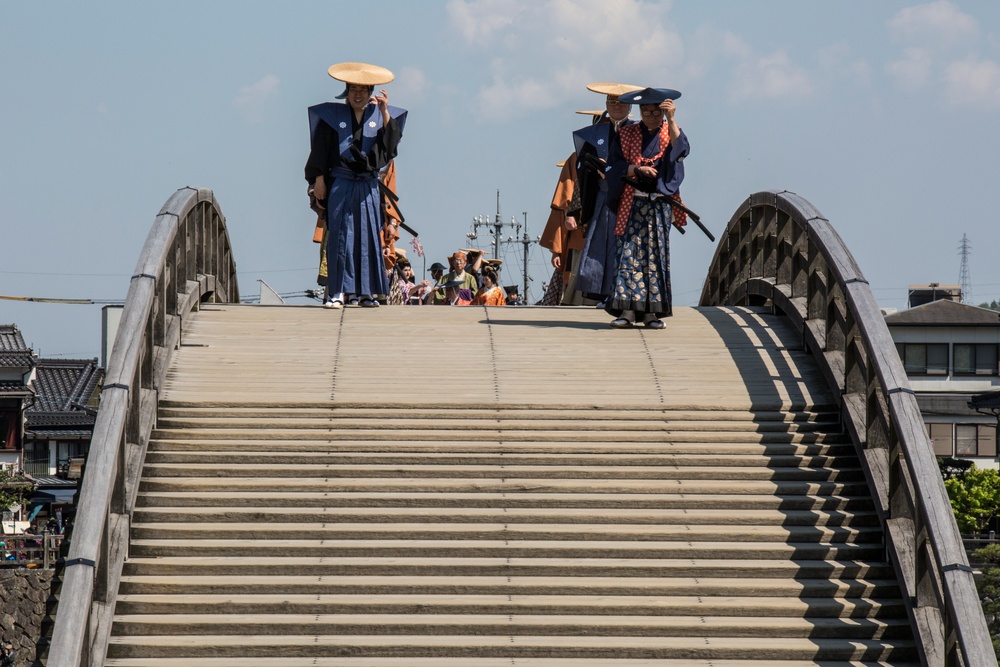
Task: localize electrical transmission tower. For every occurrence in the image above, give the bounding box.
[958,234,973,304]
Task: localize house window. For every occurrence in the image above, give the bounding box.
[929,423,954,456]
[929,422,997,457]
[22,441,50,476]
[953,344,999,376]
[897,343,949,375]
[56,441,87,468]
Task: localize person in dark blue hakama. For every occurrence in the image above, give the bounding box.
[305,62,406,309]
[604,87,689,330]
[573,84,638,303]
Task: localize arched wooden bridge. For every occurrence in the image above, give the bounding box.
[46,187,995,666]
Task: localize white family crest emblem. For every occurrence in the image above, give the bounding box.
[339,122,347,129]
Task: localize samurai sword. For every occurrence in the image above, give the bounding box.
[376,180,419,237]
[622,177,715,242]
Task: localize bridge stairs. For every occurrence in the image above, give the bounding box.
[102,303,919,666]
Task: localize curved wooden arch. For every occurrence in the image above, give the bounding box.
[48,187,238,666]
[701,190,993,666]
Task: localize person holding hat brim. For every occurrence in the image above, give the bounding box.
[305,62,407,309]
[603,87,689,330]
[573,82,641,305]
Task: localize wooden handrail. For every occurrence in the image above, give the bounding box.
[700,189,995,666]
[47,187,238,667]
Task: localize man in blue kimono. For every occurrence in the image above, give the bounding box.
[572,82,641,305]
[305,62,407,308]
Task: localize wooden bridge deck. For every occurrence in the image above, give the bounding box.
[163,304,832,410]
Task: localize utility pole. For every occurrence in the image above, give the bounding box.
[958,234,973,304]
[468,192,538,304]
[521,212,531,305]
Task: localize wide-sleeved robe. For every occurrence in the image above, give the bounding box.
[305,102,407,297]
[538,154,585,304]
[572,119,633,299]
[605,122,690,319]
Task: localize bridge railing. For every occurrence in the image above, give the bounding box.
[700,190,994,666]
[47,187,238,667]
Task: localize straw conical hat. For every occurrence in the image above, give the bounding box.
[327,62,394,85]
[556,160,566,167]
[575,109,605,116]
[586,82,643,96]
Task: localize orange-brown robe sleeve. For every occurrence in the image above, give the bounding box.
[538,153,585,282]
[380,160,402,270]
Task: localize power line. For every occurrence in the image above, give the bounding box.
[0,295,124,305]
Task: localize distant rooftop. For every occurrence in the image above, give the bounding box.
[25,358,104,439]
[885,299,1000,327]
[907,284,962,308]
[28,358,103,413]
[0,324,33,368]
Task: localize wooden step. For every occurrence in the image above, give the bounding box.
[135,490,875,511]
[112,593,908,618]
[127,538,888,560]
[110,613,914,639]
[105,658,920,667]
[104,634,918,661]
[131,506,882,527]
[120,556,898,579]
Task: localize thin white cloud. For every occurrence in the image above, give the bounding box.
[816,42,872,87]
[883,2,1000,107]
[885,47,932,90]
[733,52,813,102]
[389,66,428,106]
[943,57,1000,108]
[446,0,523,43]
[455,0,689,121]
[888,0,978,48]
[234,74,279,125]
[722,34,813,103]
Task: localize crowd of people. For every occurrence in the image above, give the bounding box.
[305,64,688,325]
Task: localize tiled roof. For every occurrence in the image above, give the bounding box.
[0,325,33,369]
[26,409,97,438]
[28,358,104,413]
[29,475,77,488]
[26,412,96,427]
[25,428,94,440]
[0,324,30,354]
[0,352,33,368]
[884,299,1000,327]
[0,380,32,397]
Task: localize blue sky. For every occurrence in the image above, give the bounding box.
[3,0,1000,358]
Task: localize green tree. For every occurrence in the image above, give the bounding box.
[944,464,1000,534]
[971,543,1000,658]
[0,466,28,514]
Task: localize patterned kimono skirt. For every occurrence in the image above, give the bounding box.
[605,196,672,319]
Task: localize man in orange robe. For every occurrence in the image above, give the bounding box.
[538,154,586,305]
